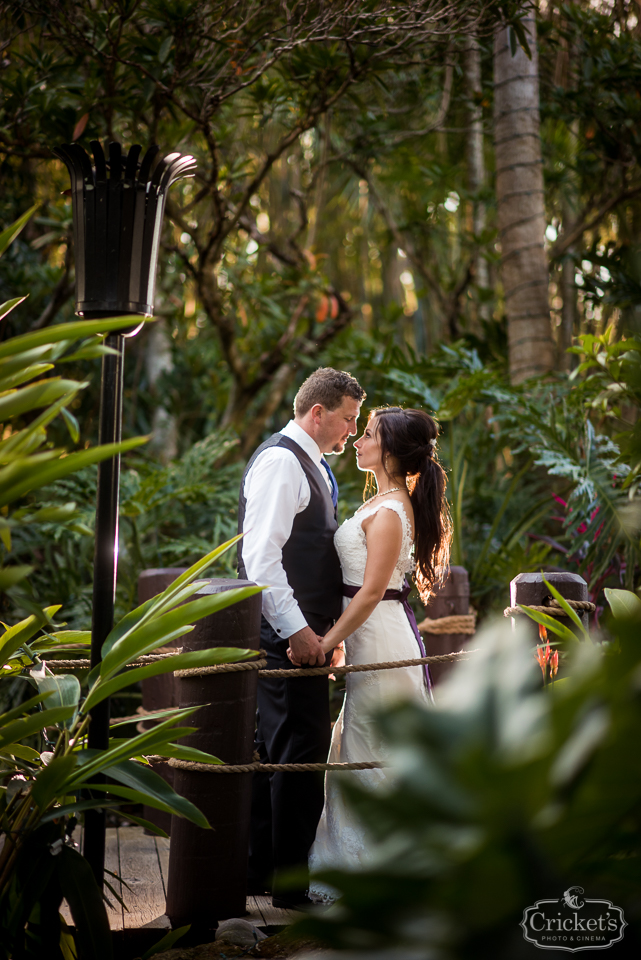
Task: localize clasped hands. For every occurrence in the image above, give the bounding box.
[286,625,341,668]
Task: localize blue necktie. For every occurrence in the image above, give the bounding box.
[321,458,338,509]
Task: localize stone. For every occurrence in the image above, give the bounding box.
[215,918,267,949]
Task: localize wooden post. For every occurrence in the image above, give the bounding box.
[165,579,261,933]
[421,566,470,685]
[509,571,589,638]
[138,569,186,835]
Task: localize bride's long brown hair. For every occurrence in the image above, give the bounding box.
[367,406,452,602]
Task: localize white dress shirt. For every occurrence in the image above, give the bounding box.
[241,420,334,639]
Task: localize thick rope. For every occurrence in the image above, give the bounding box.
[45,649,473,676]
[504,598,595,618]
[43,648,184,671]
[256,650,473,679]
[416,613,476,635]
[174,657,267,678]
[167,757,386,774]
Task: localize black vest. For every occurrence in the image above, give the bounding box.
[237,434,342,621]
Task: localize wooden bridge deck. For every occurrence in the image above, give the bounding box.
[63,826,297,932]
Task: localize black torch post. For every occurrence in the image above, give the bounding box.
[54,140,196,886]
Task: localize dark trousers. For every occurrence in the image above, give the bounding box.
[248,613,332,896]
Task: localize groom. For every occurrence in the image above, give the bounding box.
[238,367,365,908]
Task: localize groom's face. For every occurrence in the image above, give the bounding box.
[318,396,361,455]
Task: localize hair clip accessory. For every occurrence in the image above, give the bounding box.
[429,438,437,448]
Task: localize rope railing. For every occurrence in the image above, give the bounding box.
[416,612,476,635]
[504,598,595,618]
[165,757,387,774]
[40,615,478,775]
[43,648,473,676]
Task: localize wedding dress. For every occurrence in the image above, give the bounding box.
[309,499,430,898]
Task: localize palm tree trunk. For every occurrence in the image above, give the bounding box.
[494,15,555,383]
[146,320,178,463]
[464,36,489,322]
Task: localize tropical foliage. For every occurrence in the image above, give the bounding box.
[0,212,262,959]
[296,589,641,958]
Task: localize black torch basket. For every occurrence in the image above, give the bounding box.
[54,139,196,887]
[53,140,196,318]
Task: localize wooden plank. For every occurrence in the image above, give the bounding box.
[60,825,83,927]
[154,835,170,899]
[253,895,297,927]
[104,828,124,931]
[118,826,167,929]
[245,895,266,927]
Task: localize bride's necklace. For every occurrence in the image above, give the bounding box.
[357,486,402,512]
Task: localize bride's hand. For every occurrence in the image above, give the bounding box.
[331,643,345,669]
[287,646,302,666]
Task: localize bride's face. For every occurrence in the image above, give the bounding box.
[353,417,383,473]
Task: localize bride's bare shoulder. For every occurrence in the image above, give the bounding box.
[361,495,414,536]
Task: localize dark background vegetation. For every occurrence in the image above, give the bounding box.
[1,0,640,629]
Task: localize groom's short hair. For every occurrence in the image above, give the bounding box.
[294,368,365,417]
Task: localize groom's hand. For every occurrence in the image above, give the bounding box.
[287,626,326,667]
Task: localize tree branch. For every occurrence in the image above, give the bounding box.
[550,184,641,259]
[31,242,74,330]
[392,58,454,142]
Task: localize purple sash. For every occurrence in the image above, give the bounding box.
[342,579,434,703]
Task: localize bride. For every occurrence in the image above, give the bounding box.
[289,406,451,894]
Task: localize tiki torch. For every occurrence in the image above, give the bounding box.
[54,139,196,885]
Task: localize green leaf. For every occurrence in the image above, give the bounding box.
[58,845,113,960]
[472,460,533,580]
[58,341,120,363]
[32,754,78,809]
[0,436,148,508]
[158,35,173,63]
[0,520,10,551]
[99,585,261,679]
[29,667,81,727]
[0,605,61,659]
[0,343,57,375]
[115,810,169,837]
[85,724,200,776]
[39,798,125,823]
[0,691,54,726]
[89,759,210,828]
[141,926,190,960]
[542,575,590,639]
[83,646,257,711]
[516,605,580,643]
[99,586,203,659]
[0,296,28,322]
[0,316,156,360]
[100,535,244,659]
[604,587,641,620]
[141,743,222,765]
[49,630,91,645]
[108,706,183,728]
[61,406,80,443]
[0,204,39,257]
[0,564,34,590]
[70,710,203,781]
[0,377,84,422]
[0,742,40,761]
[23,502,78,523]
[0,361,55,393]
[0,706,75,751]
[74,782,179,819]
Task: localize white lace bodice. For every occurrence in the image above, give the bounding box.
[334,498,415,590]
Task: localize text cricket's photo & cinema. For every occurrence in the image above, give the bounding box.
[521,888,627,954]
